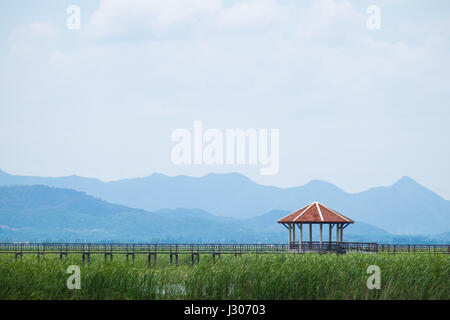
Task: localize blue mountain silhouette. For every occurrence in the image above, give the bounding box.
[0,185,395,242]
[0,169,448,235]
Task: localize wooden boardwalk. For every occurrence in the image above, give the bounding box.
[0,242,448,266]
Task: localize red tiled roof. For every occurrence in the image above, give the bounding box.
[277,202,354,223]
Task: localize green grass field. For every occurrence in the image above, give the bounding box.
[0,253,448,300]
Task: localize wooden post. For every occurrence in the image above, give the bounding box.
[292,223,296,246]
[336,224,340,243]
[309,224,312,243]
[320,224,323,244]
[299,224,303,248]
[340,225,343,242]
[288,224,292,246]
[329,224,332,243]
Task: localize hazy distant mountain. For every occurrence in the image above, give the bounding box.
[0,185,407,243]
[0,169,449,235]
[0,185,172,241]
[0,185,273,242]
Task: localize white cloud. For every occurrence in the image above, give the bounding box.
[11,21,60,43]
[218,0,287,32]
[7,22,60,62]
[27,22,60,38]
[84,0,368,42]
[86,0,351,40]
[86,0,222,39]
[293,0,364,40]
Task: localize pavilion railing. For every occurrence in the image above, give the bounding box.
[288,241,379,253]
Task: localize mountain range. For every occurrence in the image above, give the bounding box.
[3,185,438,243]
[0,169,449,235]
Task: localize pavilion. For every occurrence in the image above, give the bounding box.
[277,202,354,248]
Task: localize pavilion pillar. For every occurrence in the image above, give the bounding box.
[293,223,296,246]
[329,224,332,243]
[288,224,292,245]
[336,224,340,243]
[319,224,323,244]
[340,225,344,242]
[299,224,303,247]
[309,224,312,243]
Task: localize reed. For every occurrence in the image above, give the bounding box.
[0,253,448,299]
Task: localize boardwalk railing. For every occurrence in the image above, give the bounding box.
[0,243,295,255]
[0,243,448,264]
[378,244,450,254]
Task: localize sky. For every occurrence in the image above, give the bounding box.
[0,0,450,198]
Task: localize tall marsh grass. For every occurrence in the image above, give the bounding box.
[0,253,448,299]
